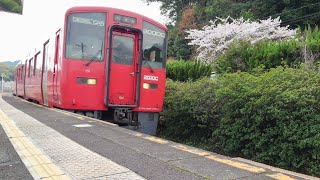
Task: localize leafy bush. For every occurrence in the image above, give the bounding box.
[213,67,320,176]
[166,60,212,82]
[160,67,320,176]
[0,0,22,14]
[159,78,218,147]
[214,26,320,73]
[215,39,301,73]
[304,26,320,52]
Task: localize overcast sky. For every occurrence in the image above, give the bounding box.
[0,0,164,62]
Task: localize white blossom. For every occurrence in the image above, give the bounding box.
[185,17,297,63]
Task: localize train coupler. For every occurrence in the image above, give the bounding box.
[114,108,136,125]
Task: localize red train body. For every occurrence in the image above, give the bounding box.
[14,6,168,135]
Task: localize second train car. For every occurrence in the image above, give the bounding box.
[14,6,168,135]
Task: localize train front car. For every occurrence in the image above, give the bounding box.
[62,7,167,135]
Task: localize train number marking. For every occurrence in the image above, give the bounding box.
[143,29,165,38]
[144,75,158,81]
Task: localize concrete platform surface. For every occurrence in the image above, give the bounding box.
[0,94,318,180]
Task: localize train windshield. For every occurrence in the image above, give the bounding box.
[142,21,166,69]
[65,12,106,61]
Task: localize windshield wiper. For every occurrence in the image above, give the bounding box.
[143,59,154,73]
[85,42,103,66]
[85,50,102,66]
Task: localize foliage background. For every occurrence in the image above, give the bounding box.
[160,67,320,176]
[166,60,212,82]
[144,0,320,60]
[150,1,320,175]
[0,0,23,14]
[0,61,19,81]
[215,26,320,73]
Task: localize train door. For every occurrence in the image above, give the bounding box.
[42,40,49,106]
[108,30,139,106]
[53,31,60,101]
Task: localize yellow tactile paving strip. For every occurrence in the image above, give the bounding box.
[172,144,266,173]
[267,173,297,180]
[0,110,70,180]
[142,136,169,144]
[0,96,145,179]
[134,132,301,179]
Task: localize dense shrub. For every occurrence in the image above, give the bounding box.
[160,67,320,176]
[214,26,320,73]
[166,60,212,82]
[214,40,301,73]
[213,67,320,176]
[159,78,218,148]
[0,0,22,14]
[304,26,320,52]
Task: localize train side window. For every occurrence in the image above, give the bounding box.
[25,60,28,78]
[21,65,24,80]
[34,51,41,76]
[55,34,60,64]
[42,40,50,76]
[28,58,32,77]
[17,69,19,81]
[27,62,29,77]
[34,55,37,76]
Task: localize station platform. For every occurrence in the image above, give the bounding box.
[0,94,318,180]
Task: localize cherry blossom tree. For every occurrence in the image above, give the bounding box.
[186,17,297,63]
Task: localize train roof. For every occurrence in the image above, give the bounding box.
[65,6,167,31]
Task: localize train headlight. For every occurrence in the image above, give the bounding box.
[143,83,150,89]
[77,77,97,85]
[87,79,97,85]
[143,83,158,90]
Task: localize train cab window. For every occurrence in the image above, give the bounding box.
[112,36,134,65]
[65,12,106,61]
[142,21,167,69]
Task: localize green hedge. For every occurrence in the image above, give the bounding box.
[215,40,301,73]
[215,26,320,73]
[305,26,320,52]
[159,78,218,148]
[0,0,22,14]
[166,60,212,82]
[160,67,320,176]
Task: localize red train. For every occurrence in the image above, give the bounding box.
[14,6,168,135]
